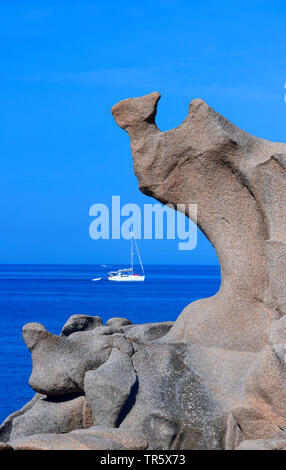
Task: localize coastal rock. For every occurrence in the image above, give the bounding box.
[2,93,286,450]
[121,343,203,450]
[9,433,128,450]
[226,344,286,448]
[8,426,147,451]
[106,317,133,328]
[9,393,91,441]
[0,442,13,450]
[23,323,113,395]
[112,92,286,352]
[119,341,256,450]
[70,426,148,449]
[84,348,137,427]
[0,394,41,443]
[22,323,48,351]
[111,333,134,357]
[61,314,103,337]
[236,439,286,450]
[269,316,286,345]
[123,321,174,342]
[111,91,286,448]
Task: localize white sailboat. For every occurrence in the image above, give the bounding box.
[107,228,145,282]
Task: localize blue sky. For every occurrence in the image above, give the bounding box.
[0,0,285,265]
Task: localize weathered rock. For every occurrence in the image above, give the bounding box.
[70,426,148,449]
[9,393,90,441]
[20,320,139,397]
[82,399,93,428]
[8,426,147,451]
[269,316,286,345]
[112,92,286,352]
[22,323,48,351]
[22,323,113,395]
[236,439,286,450]
[0,442,14,450]
[121,342,231,450]
[111,333,134,357]
[265,242,286,316]
[124,321,174,342]
[0,394,41,443]
[120,340,260,450]
[84,348,137,427]
[110,92,286,448]
[3,94,286,450]
[61,314,103,337]
[106,317,133,328]
[9,433,128,450]
[225,344,286,448]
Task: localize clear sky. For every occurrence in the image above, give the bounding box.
[0,0,285,265]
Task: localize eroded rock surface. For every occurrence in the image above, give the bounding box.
[9,394,92,441]
[9,433,128,450]
[61,314,103,337]
[112,92,286,353]
[106,317,133,328]
[9,427,147,450]
[236,438,286,450]
[1,93,286,450]
[111,92,286,449]
[22,322,113,395]
[0,317,171,446]
[84,348,137,427]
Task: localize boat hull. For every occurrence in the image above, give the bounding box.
[107,275,145,282]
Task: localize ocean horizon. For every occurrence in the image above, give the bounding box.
[0,263,221,424]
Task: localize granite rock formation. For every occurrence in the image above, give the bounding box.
[111,92,286,352]
[84,348,137,427]
[1,93,286,450]
[9,427,148,451]
[111,92,286,449]
[0,318,173,448]
[61,314,103,337]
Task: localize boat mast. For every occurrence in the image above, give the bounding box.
[131,224,134,275]
[133,236,144,275]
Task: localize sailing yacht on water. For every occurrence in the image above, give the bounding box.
[107,228,145,282]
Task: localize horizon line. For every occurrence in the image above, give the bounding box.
[0,262,220,267]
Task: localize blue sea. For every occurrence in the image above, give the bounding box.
[0,264,220,424]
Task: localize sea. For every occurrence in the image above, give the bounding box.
[0,264,221,424]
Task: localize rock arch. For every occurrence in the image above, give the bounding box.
[2,94,286,450]
[112,92,286,352]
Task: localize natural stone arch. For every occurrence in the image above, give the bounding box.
[2,94,286,450]
[112,92,286,352]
